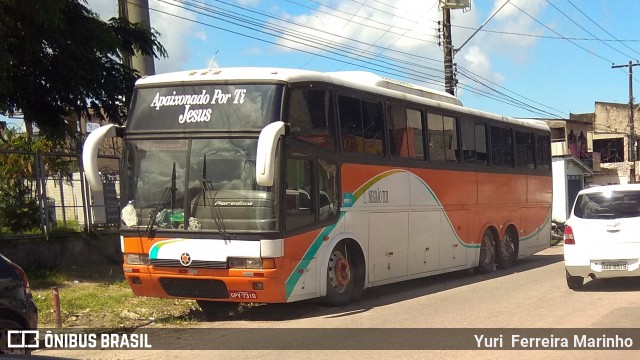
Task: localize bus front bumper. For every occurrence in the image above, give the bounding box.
[123,265,287,303]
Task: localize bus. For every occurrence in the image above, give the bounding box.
[83,67,552,314]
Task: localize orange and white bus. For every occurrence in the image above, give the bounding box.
[83,67,552,314]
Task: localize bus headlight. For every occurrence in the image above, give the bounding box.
[125,254,150,265]
[228,257,275,269]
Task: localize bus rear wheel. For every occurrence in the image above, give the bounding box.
[476,229,495,274]
[496,228,517,269]
[325,243,354,306]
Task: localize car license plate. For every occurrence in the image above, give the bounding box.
[601,262,627,271]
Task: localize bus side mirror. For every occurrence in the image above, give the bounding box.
[256,121,287,187]
[82,124,124,224]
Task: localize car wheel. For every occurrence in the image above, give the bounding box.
[566,270,584,290]
[0,319,29,355]
[476,229,496,274]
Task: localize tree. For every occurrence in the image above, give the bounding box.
[0,127,78,233]
[0,0,167,139]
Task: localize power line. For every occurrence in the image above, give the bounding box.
[285,0,436,43]
[565,0,640,58]
[168,0,447,75]
[544,0,634,60]
[152,1,446,86]
[147,0,580,117]
[508,1,614,65]
[300,0,368,69]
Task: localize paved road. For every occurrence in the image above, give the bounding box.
[34,244,640,359]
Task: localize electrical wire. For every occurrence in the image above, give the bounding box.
[145,0,594,117]
[565,0,640,58]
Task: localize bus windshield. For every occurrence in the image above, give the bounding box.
[120,83,284,234]
[122,138,277,233]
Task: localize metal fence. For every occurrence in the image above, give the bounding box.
[0,149,120,240]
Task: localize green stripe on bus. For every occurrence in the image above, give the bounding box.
[149,239,184,259]
[285,213,343,300]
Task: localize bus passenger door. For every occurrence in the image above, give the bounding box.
[369,212,409,282]
[408,211,441,274]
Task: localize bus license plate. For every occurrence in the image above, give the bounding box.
[601,262,627,271]
[229,291,257,299]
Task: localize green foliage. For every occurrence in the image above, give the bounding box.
[50,219,83,234]
[0,0,167,140]
[0,181,40,232]
[0,129,79,233]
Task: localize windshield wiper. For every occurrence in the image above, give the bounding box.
[146,162,177,235]
[200,155,231,240]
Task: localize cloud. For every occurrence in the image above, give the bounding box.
[85,0,198,74]
[268,0,546,91]
[148,1,199,73]
[270,1,445,78]
[85,0,117,20]
[237,0,261,7]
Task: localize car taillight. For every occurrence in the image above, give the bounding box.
[564,225,575,245]
[11,262,31,295]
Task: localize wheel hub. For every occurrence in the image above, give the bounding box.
[334,257,350,287]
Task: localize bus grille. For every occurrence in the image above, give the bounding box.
[150,259,227,269]
[159,278,229,299]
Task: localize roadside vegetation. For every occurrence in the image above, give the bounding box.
[27,267,198,328]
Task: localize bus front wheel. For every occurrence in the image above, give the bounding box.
[197,300,238,319]
[325,243,354,306]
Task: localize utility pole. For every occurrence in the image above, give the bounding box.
[442,7,456,95]
[439,0,471,96]
[118,0,155,76]
[612,60,639,183]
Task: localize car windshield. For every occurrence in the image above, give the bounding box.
[574,190,640,219]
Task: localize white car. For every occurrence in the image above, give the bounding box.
[564,184,640,290]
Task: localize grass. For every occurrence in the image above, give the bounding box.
[28,267,198,328]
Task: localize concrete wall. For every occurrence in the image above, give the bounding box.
[0,234,121,270]
[594,102,634,135]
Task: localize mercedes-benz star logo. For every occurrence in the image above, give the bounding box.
[179,252,192,267]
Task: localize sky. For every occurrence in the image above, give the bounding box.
[4,0,640,130]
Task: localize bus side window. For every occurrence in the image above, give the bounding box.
[338,95,363,154]
[427,113,459,163]
[362,100,384,156]
[536,134,551,170]
[285,158,316,231]
[338,95,385,156]
[288,87,336,150]
[516,131,536,169]
[491,126,514,167]
[387,103,409,158]
[388,104,424,160]
[407,109,425,160]
[317,159,338,222]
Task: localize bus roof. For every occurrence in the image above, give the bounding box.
[135,67,549,132]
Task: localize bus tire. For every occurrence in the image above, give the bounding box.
[476,229,495,274]
[197,300,238,319]
[325,242,354,306]
[496,227,518,269]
